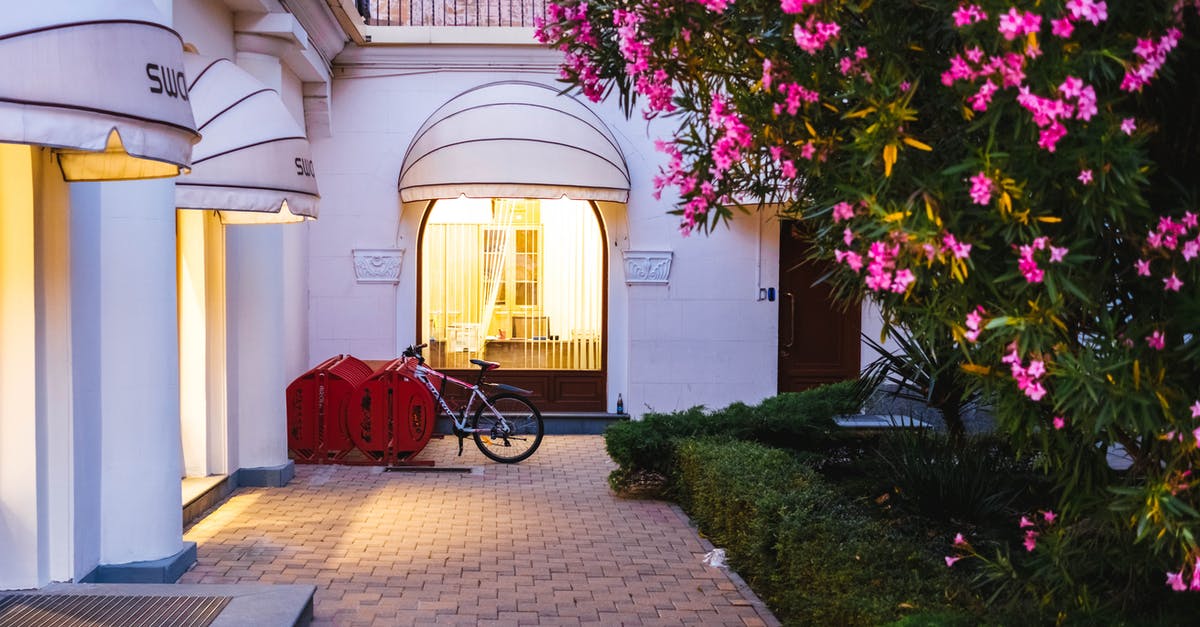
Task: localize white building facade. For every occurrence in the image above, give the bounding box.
[0,0,885,590]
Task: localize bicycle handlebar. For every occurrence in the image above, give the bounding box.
[402,343,428,363]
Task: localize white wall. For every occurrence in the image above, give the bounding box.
[173,0,235,58]
[308,49,783,416]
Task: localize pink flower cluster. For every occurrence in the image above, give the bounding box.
[793,17,840,54]
[832,201,856,222]
[1141,212,1200,292]
[768,145,798,180]
[839,47,871,79]
[1019,510,1058,552]
[1013,76,1096,152]
[951,4,987,27]
[1066,0,1108,25]
[773,81,820,116]
[613,9,676,114]
[780,0,819,14]
[694,0,733,13]
[1166,556,1200,592]
[1122,28,1183,92]
[1017,236,1068,284]
[945,532,970,567]
[964,305,986,343]
[708,96,753,176]
[969,171,993,205]
[1001,341,1048,401]
[997,8,1042,41]
[537,3,605,101]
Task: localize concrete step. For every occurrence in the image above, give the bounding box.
[436,411,628,435]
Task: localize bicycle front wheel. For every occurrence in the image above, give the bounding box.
[471,393,544,463]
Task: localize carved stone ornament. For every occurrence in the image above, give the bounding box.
[353,248,404,284]
[622,250,673,285]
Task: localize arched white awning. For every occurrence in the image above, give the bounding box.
[0,1,198,181]
[175,55,319,224]
[398,81,630,203]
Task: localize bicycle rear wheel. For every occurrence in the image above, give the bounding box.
[471,393,544,463]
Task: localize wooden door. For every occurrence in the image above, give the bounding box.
[778,221,861,392]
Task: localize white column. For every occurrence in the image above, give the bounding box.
[0,144,40,589]
[70,179,185,567]
[226,225,289,470]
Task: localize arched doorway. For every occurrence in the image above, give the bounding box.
[418,197,608,411]
[398,81,630,412]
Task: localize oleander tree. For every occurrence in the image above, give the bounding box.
[537,0,1200,600]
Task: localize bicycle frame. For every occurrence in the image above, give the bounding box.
[407,360,504,436]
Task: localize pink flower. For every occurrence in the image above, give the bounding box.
[969,172,993,205]
[1053,416,1066,430]
[793,18,840,55]
[952,4,987,27]
[800,142,816,160]
[1020,516,1035,528]
[1049,246,1068,263]
[1190,400,1200,419]
[1066,0,1108,25]
[761,58,773,91]
[943,233,973,259]
[1167,571,1188,591]
[891,269,916,293]
[1078,169,1093,185]
[843,228,856,246]
[998,8,1041,41]
[1147,330,1166,351]
[1164,273,1184,292]
[1051,17,1075,38]
[964,306,986,343]
[945,555,962,567]
[832,201,855,222]
[1136,259,1152,276]
[954,533,968,546]
[1121,118,1137,135]
[780,0,819,15]
[1184,239,1200,261]
[1043,510,1058,524]
[1023,530,1039,552]
[1194,426,1200,449]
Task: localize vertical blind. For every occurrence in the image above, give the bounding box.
[421,197,603,370]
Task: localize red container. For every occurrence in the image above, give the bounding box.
[349,357,436,464]
[286,354,373,463]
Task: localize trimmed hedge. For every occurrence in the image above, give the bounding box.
[673,438,963,626]
[604,381,858,492]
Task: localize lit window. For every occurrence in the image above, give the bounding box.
[421,198,603,370]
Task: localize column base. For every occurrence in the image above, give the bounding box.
[236,461,294,488]
[80,542,196,584]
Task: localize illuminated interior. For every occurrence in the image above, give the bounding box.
[420,196,603,370]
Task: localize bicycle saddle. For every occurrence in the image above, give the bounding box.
[470,359,500,371]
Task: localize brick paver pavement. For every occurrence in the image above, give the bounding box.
[180,435,778,626]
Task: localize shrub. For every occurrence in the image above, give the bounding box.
[674,438,969,626]
[604,381,858,493]
[868,430,1044,525]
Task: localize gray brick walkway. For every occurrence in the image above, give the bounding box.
[180,436,777,626]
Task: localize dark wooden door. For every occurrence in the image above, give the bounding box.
[778,221,861,392]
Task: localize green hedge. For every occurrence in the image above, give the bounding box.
[604,381,858,492]
[673,438,964,626]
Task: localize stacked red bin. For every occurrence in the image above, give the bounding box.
[347,357,436,464]
[286,354,437,465]
[285,354,373,463]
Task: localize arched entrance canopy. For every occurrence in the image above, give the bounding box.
[176,55,319,224]
[398,81,629,203]
[0,0,199,181]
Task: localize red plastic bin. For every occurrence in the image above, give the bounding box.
[348,357,436,464]
[286,354,374,463]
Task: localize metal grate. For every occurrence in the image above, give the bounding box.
[0,594,230,627]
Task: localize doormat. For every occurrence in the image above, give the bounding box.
[0,594,231,627]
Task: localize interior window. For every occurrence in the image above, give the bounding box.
[421,197,603,370]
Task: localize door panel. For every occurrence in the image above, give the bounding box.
[778,221,861,392]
